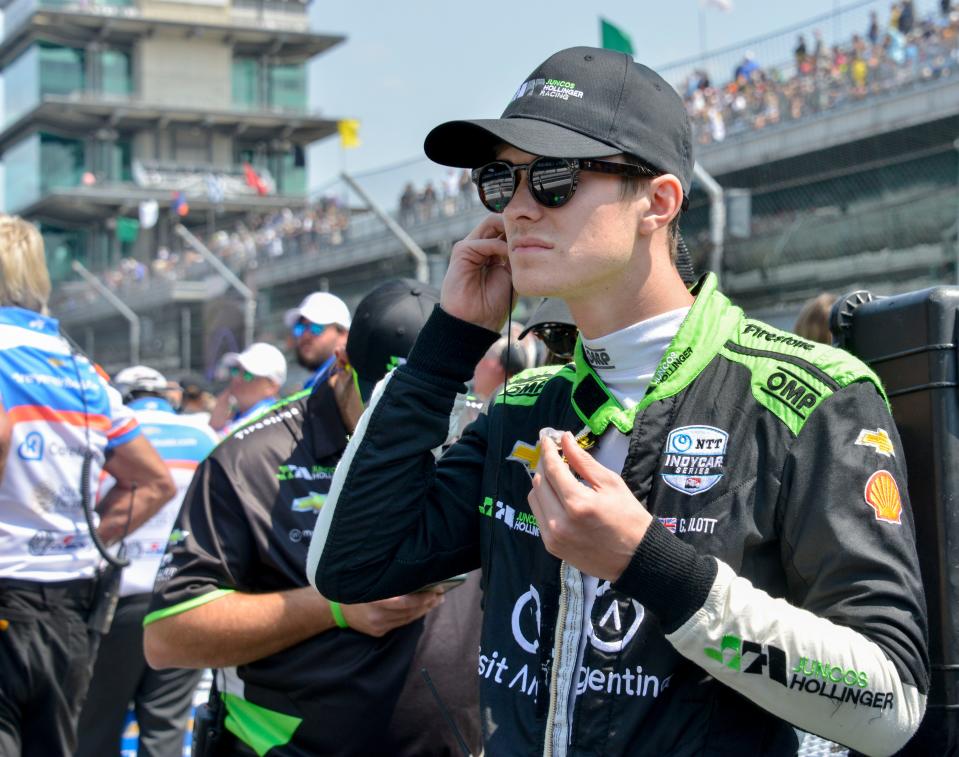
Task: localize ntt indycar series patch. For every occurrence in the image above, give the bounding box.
[659,425,727,495]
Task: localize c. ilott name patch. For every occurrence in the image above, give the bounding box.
[660,425,728,495]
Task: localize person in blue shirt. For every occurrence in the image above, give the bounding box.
[284,292,351,389]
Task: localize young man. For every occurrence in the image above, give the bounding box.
[308,47,929,755]
[143,279,481,756]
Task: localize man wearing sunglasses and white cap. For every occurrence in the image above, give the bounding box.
[210,342,287,436]
[309,47,928,755]
[284,292,351,390]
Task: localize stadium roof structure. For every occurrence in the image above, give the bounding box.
[0,95,340,154]
[17,184,311,227]
[0,3,343,67]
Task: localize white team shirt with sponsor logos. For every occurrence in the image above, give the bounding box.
[0,307,141,582]
[97,397,219,596]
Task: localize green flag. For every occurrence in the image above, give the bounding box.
[600,18,634,56]
[115,216,140,243]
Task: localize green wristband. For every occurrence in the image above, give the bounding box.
[329,601,349,629]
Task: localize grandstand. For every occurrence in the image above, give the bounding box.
[0,0,345,372]
[10,0,959,379]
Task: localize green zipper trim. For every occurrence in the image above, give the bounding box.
[570,274,743,435]
[142,588,235,627]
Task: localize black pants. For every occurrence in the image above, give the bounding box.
[75,593,203,757]
[0,577,100,757]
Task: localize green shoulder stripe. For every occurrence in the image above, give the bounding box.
[142,589,235,627]
[493,364,574,407]
[723,319,888,436]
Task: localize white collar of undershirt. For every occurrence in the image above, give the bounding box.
[581,306,691,408]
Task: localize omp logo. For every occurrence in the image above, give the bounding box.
[583,346,615,368]
[703,634,787,686]
[762,367,820,416]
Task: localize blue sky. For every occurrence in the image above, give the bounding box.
[306,0,927,205]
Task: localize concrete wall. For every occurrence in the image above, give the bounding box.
[136,33,232,110]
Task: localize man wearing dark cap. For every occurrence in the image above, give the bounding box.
[143,279,480,756]
[309,47,928,755]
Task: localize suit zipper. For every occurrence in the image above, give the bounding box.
[543,560,570,757]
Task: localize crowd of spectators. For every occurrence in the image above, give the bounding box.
[58,169,475,306]
[682,0,959,145]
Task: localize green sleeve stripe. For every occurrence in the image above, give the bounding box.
[142,588,235,627]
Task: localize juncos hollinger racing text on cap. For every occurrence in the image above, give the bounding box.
[423,46,693,197]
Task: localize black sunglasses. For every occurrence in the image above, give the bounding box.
[532,322,579,361]
[471,157,660,214]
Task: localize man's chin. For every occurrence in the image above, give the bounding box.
[511,268,574,300]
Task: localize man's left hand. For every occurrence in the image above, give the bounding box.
[528,431,652,581]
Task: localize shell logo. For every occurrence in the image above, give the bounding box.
[864,470,902,525]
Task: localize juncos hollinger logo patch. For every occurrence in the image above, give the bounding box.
[512,77,585,102]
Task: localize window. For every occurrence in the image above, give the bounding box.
[268,63,305,111]
[38,42,85,97]
[101,49,132,97]
[3,45,39,126]
[233,57,260,109]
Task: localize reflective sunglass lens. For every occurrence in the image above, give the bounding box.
[477,163,515,213]
[530,159,575,208]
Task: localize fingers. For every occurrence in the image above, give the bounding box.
[537,432,581,500]
[465,213,505,241]
[560,432,609,488]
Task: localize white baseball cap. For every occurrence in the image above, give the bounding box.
[222,343,287,386]
[114,365,170,394]
[283,292,351,330]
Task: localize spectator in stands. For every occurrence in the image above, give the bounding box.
[899,0,915,34]
[143,279,481,756]
[794,35,808,68]
[793,293,836,345]
[284,292,351,389]
[942,0,952,18]
[868,10,881,45]
[209,342,286,435]
[76,366,218,757]
[419,182,437,221]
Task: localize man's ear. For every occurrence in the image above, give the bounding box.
[638,174,683,237]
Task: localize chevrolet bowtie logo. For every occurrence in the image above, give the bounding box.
[855,428,895,457]
[506,429,595,476]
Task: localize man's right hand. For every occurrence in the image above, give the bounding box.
[439,214,513,332]
[341,591,444,638]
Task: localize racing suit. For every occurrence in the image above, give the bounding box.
[308,274,929,756]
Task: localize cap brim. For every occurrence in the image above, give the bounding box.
[424,117,621,168]
[518,298,576,339]
[283,308,301,328]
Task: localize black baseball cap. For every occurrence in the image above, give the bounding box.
[518,298,576,339]
[346,278,440,402]
[424,46,694,196]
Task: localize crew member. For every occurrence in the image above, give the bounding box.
[308,47,929,756]
[76,365,218,757]
[0,214,175,755]
[143,279,481,756]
